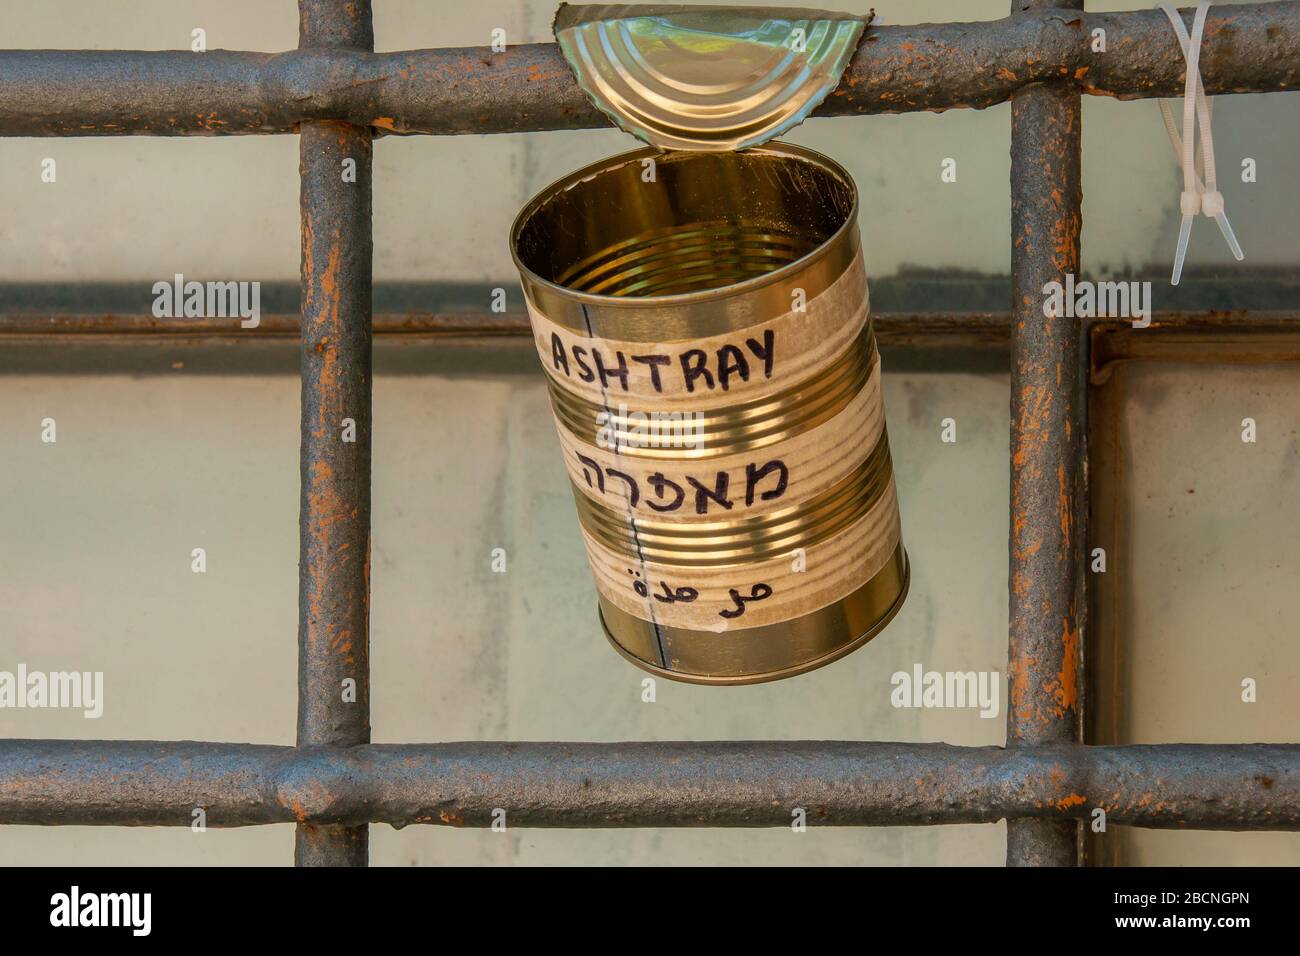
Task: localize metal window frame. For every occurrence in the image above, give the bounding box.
[1,0,1298,867]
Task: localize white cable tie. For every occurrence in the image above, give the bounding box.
[1157,1,1244,283]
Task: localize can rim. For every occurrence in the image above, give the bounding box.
[509,142,860,310]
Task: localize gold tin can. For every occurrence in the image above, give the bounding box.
[511,144,908,685]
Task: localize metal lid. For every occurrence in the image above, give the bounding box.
[553,3,869,151]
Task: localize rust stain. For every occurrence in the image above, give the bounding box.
[1008,652,1035,721]
[1012,381,1052,471]
[308,482,347,531]
[1056,618,1079,713]
[277,792,310,823]
[1052,792,1086,809]
[1013,539,1042,562]
[1058,463,1072,544]
[302,210,315,282]
[319,244,342,308]
[438,809,465,826]
[1012,569,1031,597]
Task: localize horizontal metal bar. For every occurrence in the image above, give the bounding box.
[0,4,1295,136]
[1,739,1296,830]
[0,311,1010,348]
[4,311,1299,348]
[1091,314,1300,380]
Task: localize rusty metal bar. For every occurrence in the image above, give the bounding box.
[7,310,1300,348]
[0,4,1296,136]
[1,739,1296,830]
[7,311,1300,348]
[1005,0,1086,867]
[1090,314,1300,376]
[0,311,1010,348]
[295,0,373,868]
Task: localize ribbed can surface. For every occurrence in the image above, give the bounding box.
[511,144,908,684]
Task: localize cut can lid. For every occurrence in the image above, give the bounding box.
[553,3,869,152]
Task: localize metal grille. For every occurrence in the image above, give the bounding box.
[2,0,1299,866]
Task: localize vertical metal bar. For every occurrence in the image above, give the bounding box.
[1006,0,1085,867]
[295,0,374,867]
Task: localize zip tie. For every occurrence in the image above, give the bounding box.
[1158,0,1244,286]
[1163,3,1243,263]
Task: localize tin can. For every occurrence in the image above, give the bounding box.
[511,143,908,684]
